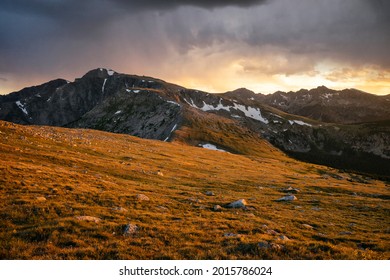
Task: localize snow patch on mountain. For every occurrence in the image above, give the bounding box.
[322,93,333,99]
[126,89,140,94]
[201,144,227,152]
[164,124,178,142]
[184,98,268,124]
[15,101,28,115]
[288,120,312,127]
[99,68,114,76]
[232,103,268,124]
[102,79,107,93]
[270,113,282,119]
[166,100,181,107]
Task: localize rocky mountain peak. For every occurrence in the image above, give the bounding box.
[81,68,117,79]
[222,87,259,101]
[315,85,331,91]
[231,88,255,95]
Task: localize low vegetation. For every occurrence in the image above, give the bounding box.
[0,121,389,259]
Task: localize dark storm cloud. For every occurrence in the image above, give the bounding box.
[0,0,268,16]
[0,0,269,55]
[113,0,269,9]
[0,0,389,94]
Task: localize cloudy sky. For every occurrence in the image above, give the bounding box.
[1,0,389,95]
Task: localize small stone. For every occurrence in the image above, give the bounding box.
[277,235,290,241]
[266,229,279,235]
[281,187,300,193]
[157,171,164,176]
[136,194,150,201]
[213,205,223,212]
[75,216,101,223]
[156,206,169,212]
[339,231,353,235]
[188,197,201,203]
[224,233,241,238]
[270,243,284,250]
[205,191,215,196]
[302,224,314,230]
[123,223,138,236]
[112,207,128,212]
[258,241,271,249]
[276,195,297,202]
[36,197,46,202]
[258,241,283,250]
[226,199,248,209]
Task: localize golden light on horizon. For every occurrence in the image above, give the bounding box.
[161,57,390,95]
[1,64,389,96]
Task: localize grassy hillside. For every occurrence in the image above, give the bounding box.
[0,121,389,259]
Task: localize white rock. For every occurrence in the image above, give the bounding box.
[226,199,248,208]
[276,195,297,202]
[302,224,314,230]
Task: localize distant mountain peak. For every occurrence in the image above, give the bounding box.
[231,87,255,94]
[308,85,338,94]
[222,87,257,100]
[315,85,331,90]
[82,68,117,79]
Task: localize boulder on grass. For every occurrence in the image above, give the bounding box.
[226,199,247,209]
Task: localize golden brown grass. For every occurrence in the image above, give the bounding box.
[0,120,389,259]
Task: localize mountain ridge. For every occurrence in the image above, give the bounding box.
[0,68,389,177]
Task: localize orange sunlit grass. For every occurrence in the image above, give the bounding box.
[0,121,389,259]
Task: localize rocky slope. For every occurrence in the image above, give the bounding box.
[1,69,389,177]
[244,86,390,124]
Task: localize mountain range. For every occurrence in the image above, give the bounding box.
[0,68,389,177]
